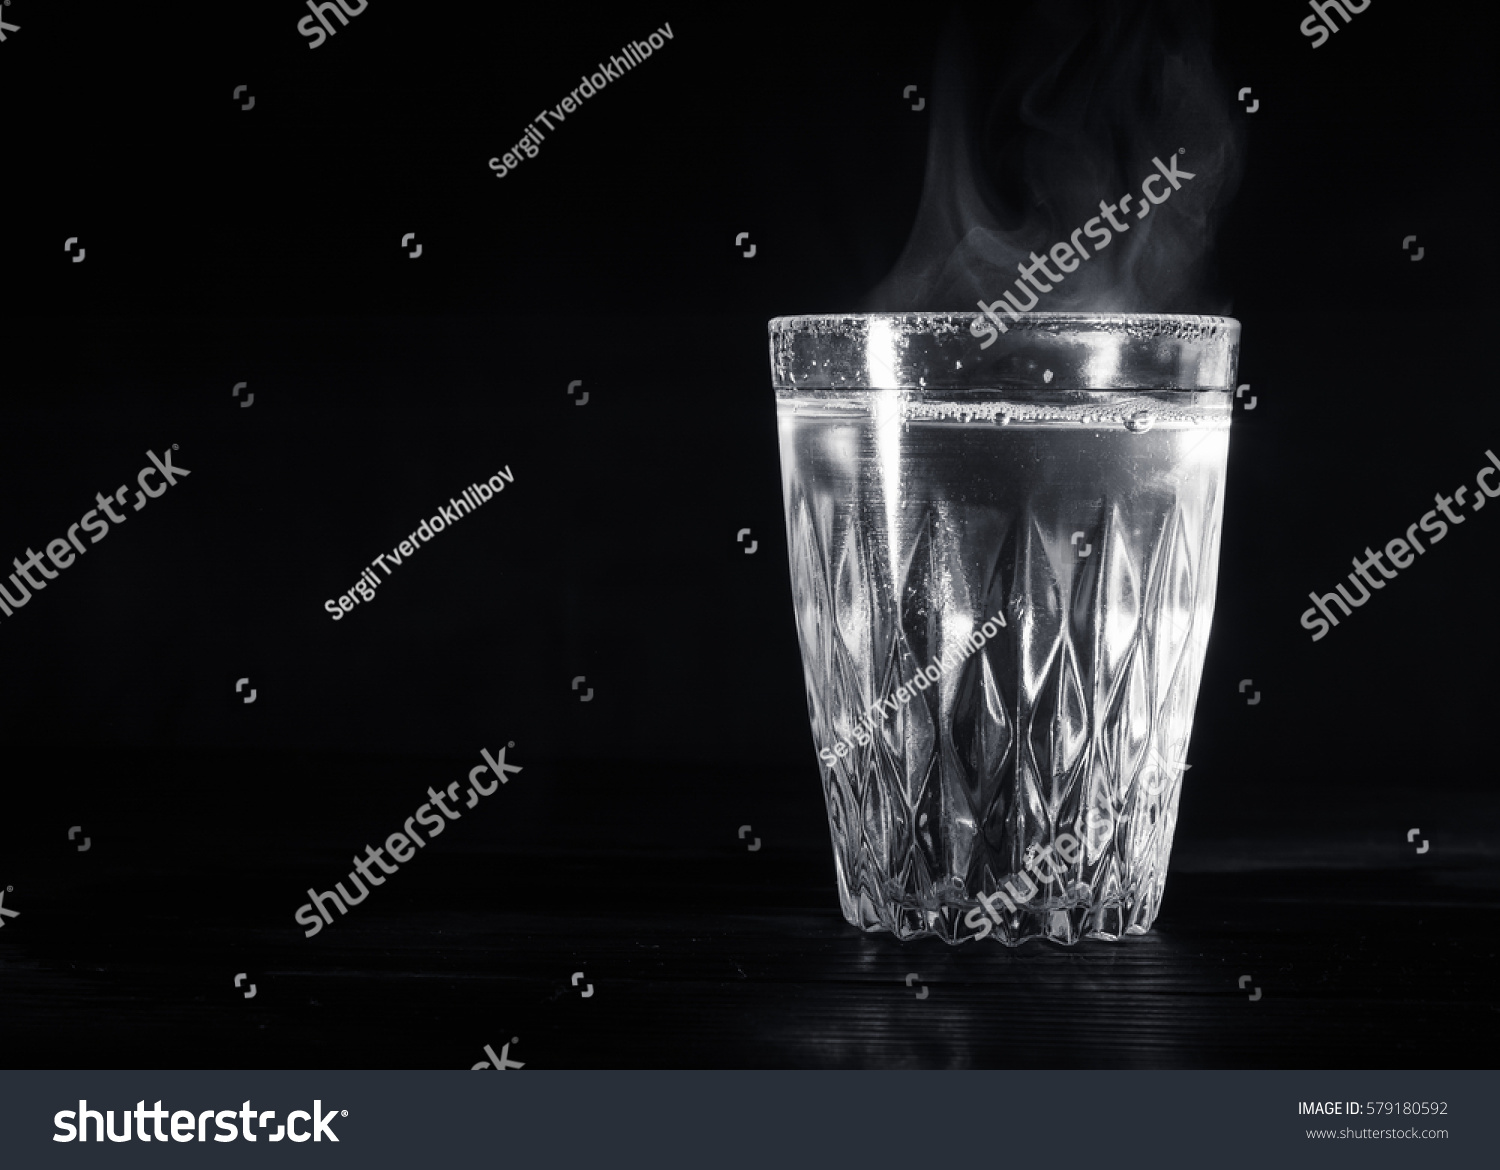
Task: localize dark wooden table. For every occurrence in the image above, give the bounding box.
[4,764,1496,1069]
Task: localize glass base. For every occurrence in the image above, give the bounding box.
[837,873,1166,946]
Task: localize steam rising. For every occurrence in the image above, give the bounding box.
[863,0,1244,315]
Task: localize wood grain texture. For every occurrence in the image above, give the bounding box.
[3,843,1495,1069]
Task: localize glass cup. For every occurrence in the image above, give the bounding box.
[770,312,1238,945]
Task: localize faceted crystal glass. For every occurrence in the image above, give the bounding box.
[770,313,1238,945]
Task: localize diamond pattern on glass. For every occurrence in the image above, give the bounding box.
[781,411,1227,946]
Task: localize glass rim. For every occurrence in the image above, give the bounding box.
[768,311,1241,392]
[770,310,1238,329]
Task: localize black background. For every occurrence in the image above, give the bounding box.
[0,1,1496,1069]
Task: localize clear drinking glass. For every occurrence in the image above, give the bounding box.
[771,312,1238,945]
